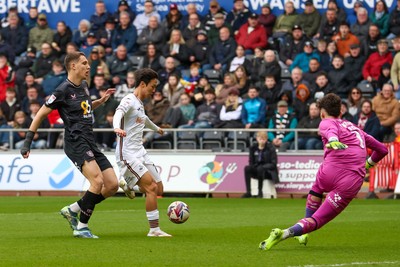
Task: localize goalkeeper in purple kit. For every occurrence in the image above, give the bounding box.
[259,93,388,251]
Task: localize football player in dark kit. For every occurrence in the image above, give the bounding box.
[20,51,118,238]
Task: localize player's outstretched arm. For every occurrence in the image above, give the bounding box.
[112,108,126,137]
[364,134,389,169]
[144,116,162,134]
[92,88,116,110]
[20,105,53,158]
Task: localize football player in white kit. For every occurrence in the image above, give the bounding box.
[113,68,171,237]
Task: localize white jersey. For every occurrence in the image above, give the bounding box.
[113,93,158,162]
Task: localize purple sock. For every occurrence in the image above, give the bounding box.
[288,224,303,237]
[305,207,316,218]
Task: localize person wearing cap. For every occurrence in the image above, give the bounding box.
[351,7,372,41]
[81,31,99,57]
[347,0,364,25]
[316,8,340,41]
[52,21,73,57]
[258,3,276,38]
[28,13,53,52]
[137,15,165,54]
[295,0,321,38]
[344,42,365,89]
[272,1,298,39]
[289,41,320,73]
[97,17,117,55]
[209,26,237,72]
[181,13,203,49]
[207,12,233,46]
[202,0,227,32]
[235,13,268,53]
[90,0,113,32]
[362,39,393,84]
[267,99,298,152]
[332,21,360,57]
[87,46,110,85]
[0,12,28,57]
[113,0,135,25]
[133,0,161,35]
[388,0,400,39]
[161,3,183,37]
[226,0,250,34]
[190,29,210,67]
[279,24,310,67]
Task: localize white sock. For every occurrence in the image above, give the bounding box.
[69,202,80,213]
[77,222,88,230]
[282,229,291,240]
[146,209,159,230]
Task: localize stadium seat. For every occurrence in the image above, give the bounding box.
[225,131,250,151]
[357,81,375,98]
[281,67,291,81]
[129,55,143,70]
[204,69,222,87]
[151,140,172,149]
[200,131,224,150]
[177,130,197,149]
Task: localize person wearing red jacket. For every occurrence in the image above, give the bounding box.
[362,39,393,82]
[235,13,267,54]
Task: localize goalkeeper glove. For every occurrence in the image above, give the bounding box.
[325,140,348,150]
[365,157,375,170]
[20,130,35,157]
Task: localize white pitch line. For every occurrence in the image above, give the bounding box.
[288,261,400,267]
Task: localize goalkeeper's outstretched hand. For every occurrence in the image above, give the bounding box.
[325,141,348,150]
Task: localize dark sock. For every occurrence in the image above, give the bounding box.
[305,207,316,218]
[95,193,105,204]
[289,224,304,237]
[77,191,102,224]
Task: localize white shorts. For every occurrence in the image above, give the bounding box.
[117,153,162,188]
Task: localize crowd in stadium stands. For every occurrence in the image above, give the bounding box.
[1,0,400,151]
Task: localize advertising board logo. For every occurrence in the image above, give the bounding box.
[199,161,237,191]
[49,157,75,189]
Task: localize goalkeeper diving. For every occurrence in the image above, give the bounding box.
[259,93,388,251]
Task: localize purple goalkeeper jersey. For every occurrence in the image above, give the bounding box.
[319,118,387,177]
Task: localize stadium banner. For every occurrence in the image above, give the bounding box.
[0,152,322,194]
[0,0,397,30]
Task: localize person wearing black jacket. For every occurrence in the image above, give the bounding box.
[242,131,279,198]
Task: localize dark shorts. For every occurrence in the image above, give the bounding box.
[64,136,112,172]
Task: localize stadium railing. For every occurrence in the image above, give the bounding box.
[0,127,321,151]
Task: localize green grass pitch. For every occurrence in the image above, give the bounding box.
[1,196,399,267]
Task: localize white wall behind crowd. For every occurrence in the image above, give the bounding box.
[0,152,322,194]
[0,0,396,29]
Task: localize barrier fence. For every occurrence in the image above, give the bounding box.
[369,142,400,194]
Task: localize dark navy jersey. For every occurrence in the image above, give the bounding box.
[45,79,95,141]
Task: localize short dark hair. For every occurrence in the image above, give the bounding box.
[64,51,85,72]
[134,68,158,88]
[317,93,341,117]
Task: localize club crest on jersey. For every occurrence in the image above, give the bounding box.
[86,150,94,157]
[46,94,56,105]
[71,94,76,99]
